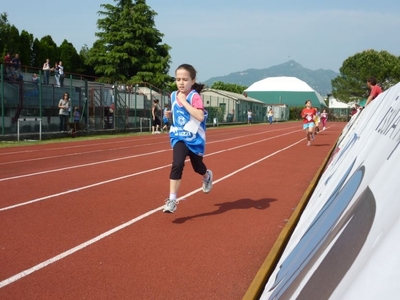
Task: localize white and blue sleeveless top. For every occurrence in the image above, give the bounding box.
[169,90,208,156]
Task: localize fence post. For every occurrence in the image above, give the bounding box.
[69,75,73,122]
[135,84,138,129]
[39,70,42,119]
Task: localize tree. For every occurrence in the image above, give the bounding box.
[58,39,82,74]
[332,50,400,102]
[19,30,33,66]
[210,81,248,94]
[0,13,9,55]
[78,44,96,76]
[87,0,171,87]
[33,35,59,69]
[5,25,20,56]
[31,38,41,68]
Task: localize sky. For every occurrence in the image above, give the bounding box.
[2,0,400,82]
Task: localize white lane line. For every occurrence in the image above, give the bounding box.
[0,124,298,156]
[0,141,167,166]
[0,138,303,289]
[0,126,295,165]
[0,135,158,156]
[0,131,302,211]
[0,128,301,182]
[0,149,169,182]
[0,163,170,211]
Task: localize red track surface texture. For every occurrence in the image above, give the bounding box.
[0,122,345,300]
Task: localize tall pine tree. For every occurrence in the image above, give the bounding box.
[88,0,171,88]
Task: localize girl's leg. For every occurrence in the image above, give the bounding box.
[169,142,189,196]
[188,151,207,177]
[305,128,310,141]
[163,142,189,213]
[189,151,213,193]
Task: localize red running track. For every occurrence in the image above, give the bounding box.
[0,122,345,299]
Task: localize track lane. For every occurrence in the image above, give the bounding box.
[0,122,345,299]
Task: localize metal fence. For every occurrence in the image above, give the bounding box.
[0,64,172,136]
[1,64,272,138]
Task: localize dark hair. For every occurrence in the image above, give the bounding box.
[305,100,311,105]
[176,63,205,94]
[367,77,377,85]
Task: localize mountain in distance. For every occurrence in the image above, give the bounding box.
[204,60,339,97]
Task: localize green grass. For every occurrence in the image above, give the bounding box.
[0,132,148,148]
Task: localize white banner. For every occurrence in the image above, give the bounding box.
[261,82,400,300]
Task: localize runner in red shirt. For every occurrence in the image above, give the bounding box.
[301,100,317,146]
[366,76,383,106]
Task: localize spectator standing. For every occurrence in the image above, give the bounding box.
[366,76,383,106]
[11,54,21,80]
[53,62,60,87]
[162,63,213,213]
[42,59,51,85]
[151,99,161,134]
[58,92,70,132]
[267,109,273,124]
[58,61,65,87]
[3,52,12,77]
[247,109,252,124]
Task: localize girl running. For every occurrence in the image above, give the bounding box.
[163,64,213,213]
[301,100,317,146]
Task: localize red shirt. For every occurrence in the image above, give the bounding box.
[301,107,317,124]
[370,85,382,100]
[4,55,11,64]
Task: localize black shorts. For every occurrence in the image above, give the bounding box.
[170,141,207,180]
[152,116,161,127]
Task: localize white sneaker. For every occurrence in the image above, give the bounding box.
[163,199,177,213]
[202,170,213,193]
[323,127,326,130]
[155,131,161,134]
[307,141,311,146]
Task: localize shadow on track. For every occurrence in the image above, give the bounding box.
[173,197,276,224]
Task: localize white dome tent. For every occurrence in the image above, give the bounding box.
[244,76,327,109]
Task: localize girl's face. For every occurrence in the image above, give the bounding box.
[175,68,195,94]
[306,101,312,108]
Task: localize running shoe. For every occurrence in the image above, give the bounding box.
[163,199,177,213]
[202,170,213,193]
